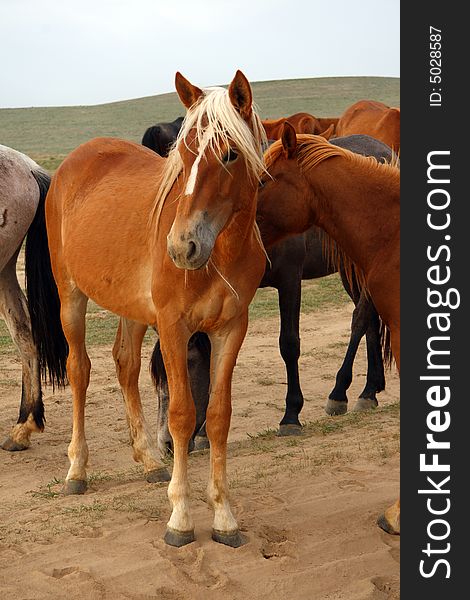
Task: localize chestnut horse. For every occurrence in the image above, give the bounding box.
[25,71,267,548]
[262,112,338,140]
[335,100,400,153]
[258,124,400,534]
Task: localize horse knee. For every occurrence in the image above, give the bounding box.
[114,347,141,388]
[66,351,91,388]
[168,403,196,442]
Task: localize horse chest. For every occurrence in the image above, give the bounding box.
[173,286,240,332]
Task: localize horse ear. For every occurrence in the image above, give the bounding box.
[175,72,203,109]
[281,122,297,158]
[228,70,253,120]
[319,123,335,140]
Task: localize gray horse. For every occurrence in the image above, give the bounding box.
[0,144,50,450]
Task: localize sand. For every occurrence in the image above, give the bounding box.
[0,303,399,599]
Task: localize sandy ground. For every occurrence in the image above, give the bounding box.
[0,302,399,600]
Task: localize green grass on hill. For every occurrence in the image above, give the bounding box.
[0,76,399,170]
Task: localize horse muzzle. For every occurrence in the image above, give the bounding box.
[167,224,216,270]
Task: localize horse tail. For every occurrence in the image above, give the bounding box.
[150,337,166,389]
[380,320,393,369]
[25,169,68,389]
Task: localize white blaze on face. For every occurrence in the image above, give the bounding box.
[184,151,203,196]
[184,133,210,196]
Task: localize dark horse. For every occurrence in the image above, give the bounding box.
[141,116,184,157]
[153,134,397,453]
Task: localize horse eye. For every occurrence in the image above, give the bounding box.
[258,179,266,189]
[223,148,238,163]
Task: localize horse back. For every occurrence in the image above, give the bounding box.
[50,138,162,202]
[336,100,400,150]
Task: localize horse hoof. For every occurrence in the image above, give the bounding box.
[277,423,302,437]
[63,479,87,495]
[377,513,400,535]
[146,467,171,483]
[325,399,348,415]
[1,437,29,452]
[353,398,378,412]
[164,527,195,547]
[212,529,247,548]
[193,435,210,451]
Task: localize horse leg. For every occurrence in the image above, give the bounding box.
[156,322,195,547]
[112,318,170,482]
[277,273,303,435]
[188,333,210,451]
[353,301,385,411]
[152,333,210,456]
[207,318,249,548]
[152,337,174,457]
[0,255,43,451]
[326,291,369,415]
[60,289,91,495]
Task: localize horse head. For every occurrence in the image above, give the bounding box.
[165,71,266,270]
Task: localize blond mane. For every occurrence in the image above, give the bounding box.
[150,86,268,228]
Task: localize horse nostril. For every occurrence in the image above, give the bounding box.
[186,240,198,261]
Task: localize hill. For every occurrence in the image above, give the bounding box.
[0,76,399,170]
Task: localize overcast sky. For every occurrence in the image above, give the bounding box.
[1,0,399,108]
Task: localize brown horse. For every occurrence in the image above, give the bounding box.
[25,71,268,548]
[257,123,400,534]
[335,100,400,153]
[262,112,338,140]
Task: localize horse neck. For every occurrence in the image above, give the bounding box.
[217,192,259,262]
[257,184,313,249]
[303,158,399,274]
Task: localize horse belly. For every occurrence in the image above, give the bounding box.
[70,254,156,325]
